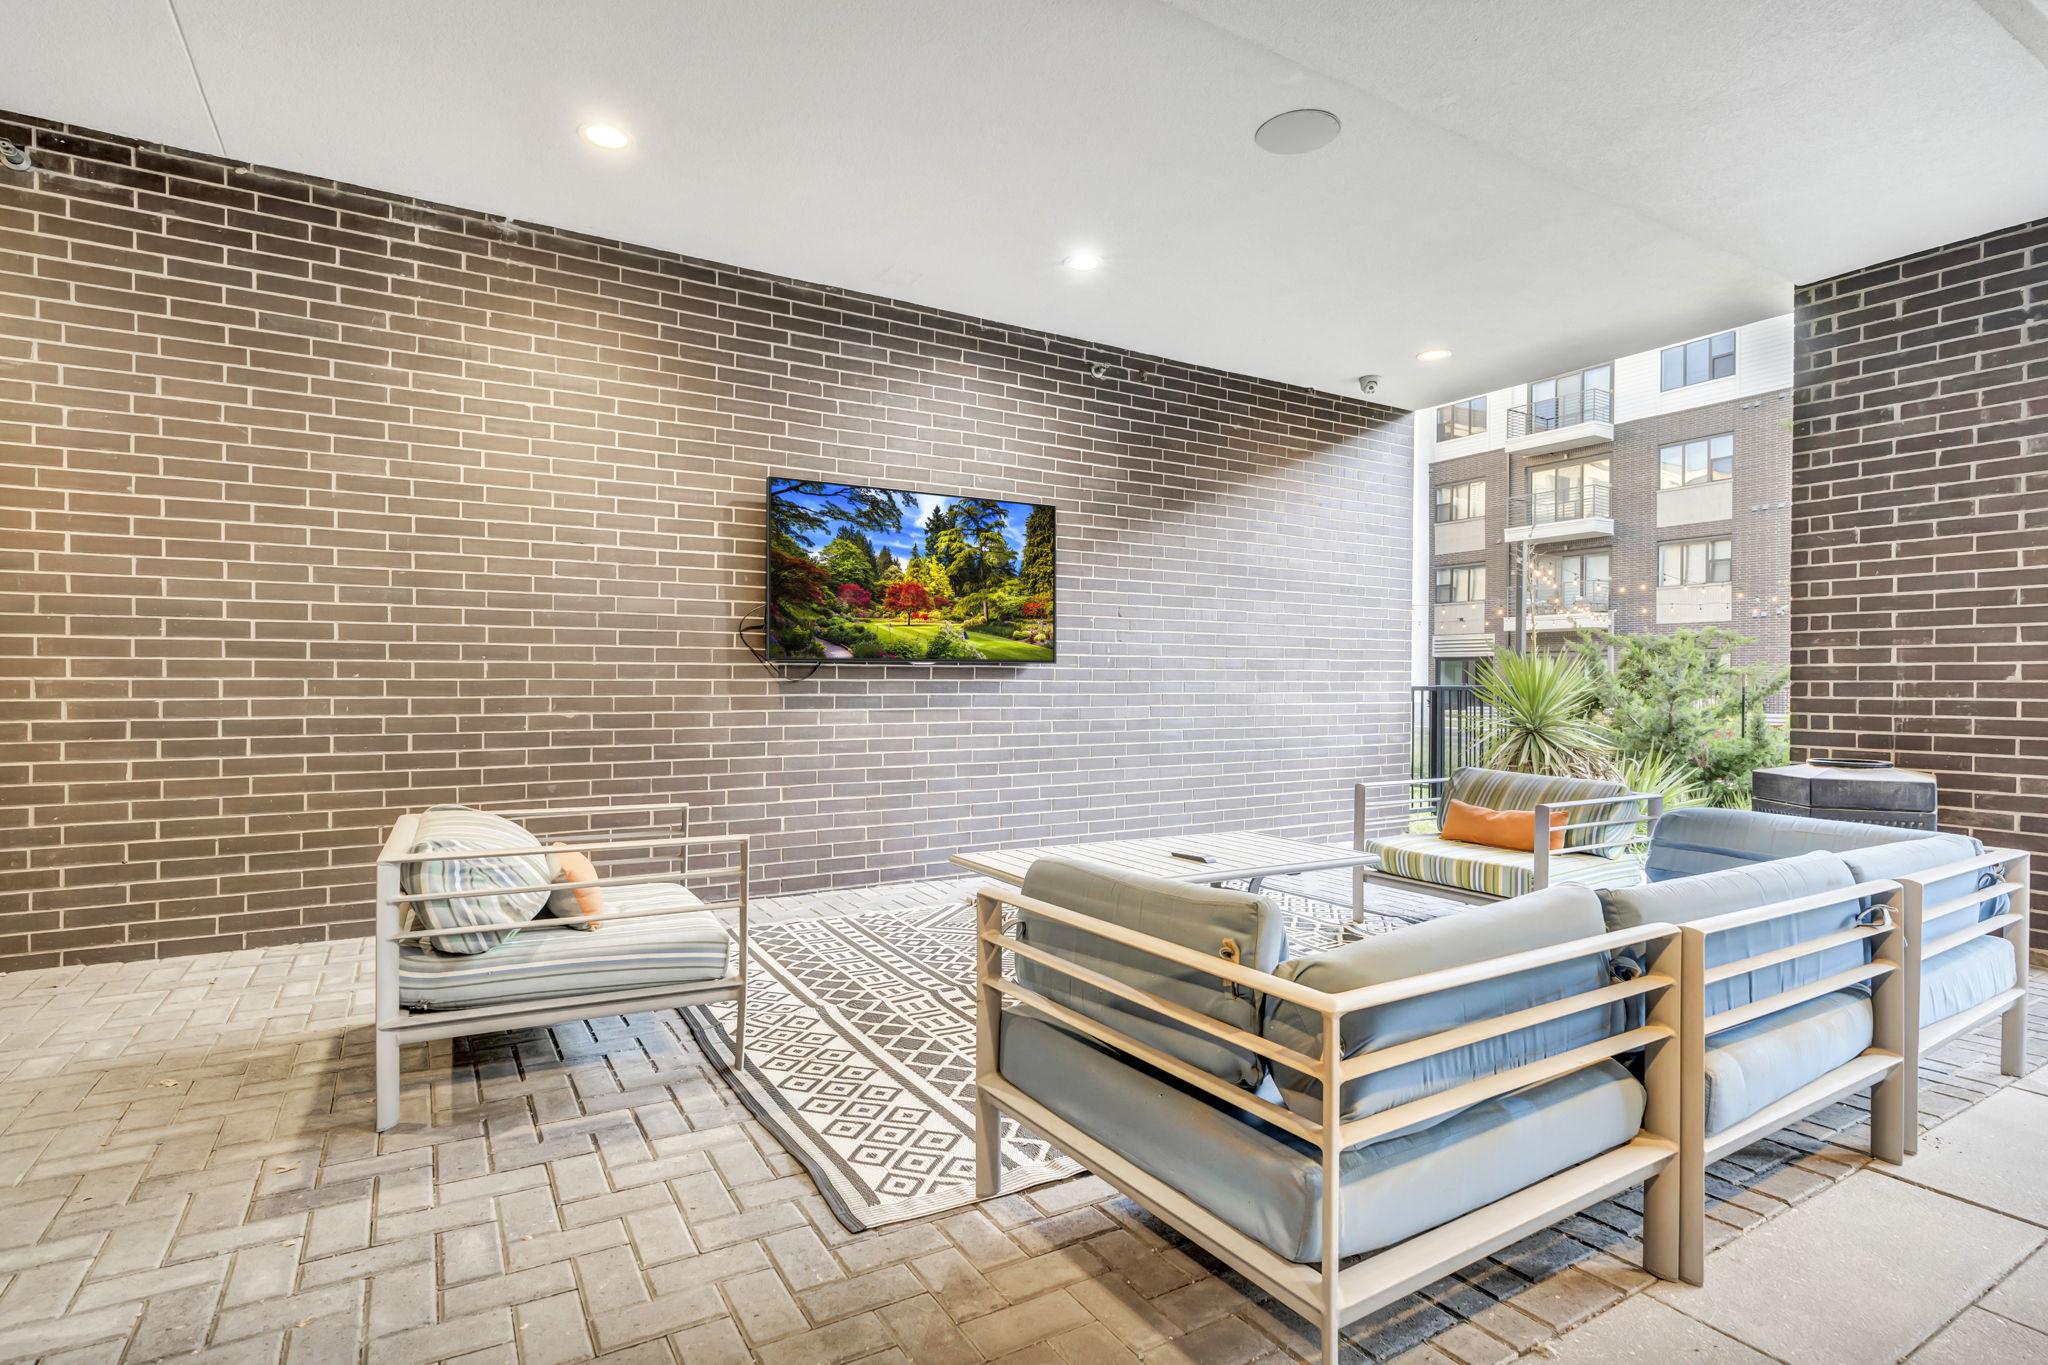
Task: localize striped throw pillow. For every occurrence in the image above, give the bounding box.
[400,806,554,955]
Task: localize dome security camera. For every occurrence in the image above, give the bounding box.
[1357,374,1382,396]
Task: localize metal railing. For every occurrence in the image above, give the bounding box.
[1411,684,1493,784]
[1509,483,1612,527]
[1529,580,1613,612]
[1508,387,1612,438]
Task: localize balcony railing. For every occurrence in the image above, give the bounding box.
[1509,483,1612,527]
[1508,387,1612,438]
[1529,580,1613,612]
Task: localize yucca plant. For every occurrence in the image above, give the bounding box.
[1473,649,1609,777]
[1611,749,1708,812]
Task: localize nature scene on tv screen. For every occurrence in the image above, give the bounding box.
[768,477,1055,662]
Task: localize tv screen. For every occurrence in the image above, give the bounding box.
[766,477,1055,663]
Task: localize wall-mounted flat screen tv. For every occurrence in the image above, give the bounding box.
[767,476,1055,663]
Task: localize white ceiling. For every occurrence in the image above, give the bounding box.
[6,0,2046,409]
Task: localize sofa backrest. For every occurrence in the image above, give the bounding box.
[1015,858,1286,1091]
[1643,806,1936,882]
[400,805,555,955]
[1835,833,1994,942]
[1263,883,1618,1132]
[1600,850,1865,1017]
[1445,767,1637,857]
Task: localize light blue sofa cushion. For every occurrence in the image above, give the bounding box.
[1015,858,1286,1090]
[1702,987,1872,1134]
[1264,884,1618,1129]
[1000,1007,1644,1263]
[1600,852,1864,1018]
[1644,807,1933,882]
[1836,833,1994,944]
[1920,936,2019,1026]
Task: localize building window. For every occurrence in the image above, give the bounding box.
[1435,657,1480,687]
[1528,364,1612,428]
[1659,433,1735,488]
[1432,479,1486,523]
[1659,537,1733,586]
[1433,564,1486,603]
[1660,331,1736,390]
[1534,552,1611,608]
[1437,396,1487,440]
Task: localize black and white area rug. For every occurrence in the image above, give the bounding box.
[682,883,1448,1231]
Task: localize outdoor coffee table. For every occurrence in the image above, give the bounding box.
[951,829,1378,892]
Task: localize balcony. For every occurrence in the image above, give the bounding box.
[1510,580,1614,633]
[1506,387,1614,456]
[1503,484,1615,544]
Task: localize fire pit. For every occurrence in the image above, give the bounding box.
[1751,759,1938,831]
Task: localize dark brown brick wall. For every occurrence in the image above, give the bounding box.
[1792,214,2048,928]
[0,113,1413,971]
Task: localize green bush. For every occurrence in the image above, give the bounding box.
[819,621,875,648]
[920,625,983,661]
[850,641,885,659]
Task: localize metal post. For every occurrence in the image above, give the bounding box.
[1516,536,1530,655]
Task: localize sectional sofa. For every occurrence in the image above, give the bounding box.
[973,807,2029,1363]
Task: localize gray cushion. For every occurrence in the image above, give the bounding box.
[1015,858,1286,1090]
[1264,884,1618,1129]
[1644,807,1933,882]
[398,884,726,1010]
[1702,988,1872,1134]
[1920,936,2018,1026]
[1001,1007,1644,1263]
[1600,851,1864,1019]
[1835,833,1994,945]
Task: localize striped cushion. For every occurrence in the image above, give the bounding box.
[1445,768,1638,858]
[400,806,555,955]
[398,884,728,1010]
[1369,833,1645,900]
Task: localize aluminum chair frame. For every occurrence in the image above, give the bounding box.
[971,883,1697,1365]
[373,800,748,1131]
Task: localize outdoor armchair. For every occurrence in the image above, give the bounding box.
[372,801,748,1131]
[973,860,1694,1365]
[1351,766,1662,923]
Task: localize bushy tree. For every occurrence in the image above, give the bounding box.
[883,581,931,622]
[906,551,952,602]
[1567,627,1789,807]
[820,532,877,595]
[1018,504,1055,599]
[836,583,872,613]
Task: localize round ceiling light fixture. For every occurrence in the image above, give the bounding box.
[1416,348,1453,361]
[1064,252,1103,271]
[580,124,631,149]
[1254,108,1341,155]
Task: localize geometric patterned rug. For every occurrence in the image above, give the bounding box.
[680,884,1438,1231]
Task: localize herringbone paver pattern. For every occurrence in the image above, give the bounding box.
[2,881,2042,1365]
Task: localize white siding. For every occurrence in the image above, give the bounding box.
[1612,313,1794,423]
[1657,482,1735,527]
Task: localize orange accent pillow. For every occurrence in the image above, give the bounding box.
[547,846,604,928]
[1441,798,1568,853]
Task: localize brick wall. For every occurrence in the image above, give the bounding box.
[0,113,1413,970]
[1792,215,2048,927]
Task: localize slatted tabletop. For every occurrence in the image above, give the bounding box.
[950,829,1379,887]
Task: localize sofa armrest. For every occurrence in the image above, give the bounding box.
[1354,776,1446,848]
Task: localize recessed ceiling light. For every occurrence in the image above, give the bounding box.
[1254,109,1341,155]
[1417,348,1453,361]
[580,125,630,149]
[1064,253,1103,271]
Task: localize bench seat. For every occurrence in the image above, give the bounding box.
[399,883,728,1010]
[1000,1007,1645,1263]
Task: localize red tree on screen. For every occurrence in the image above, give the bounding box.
[837,583,872,612]
[883,581,931,622]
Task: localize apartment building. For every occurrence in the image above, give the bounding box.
[1420,314,1794,689]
